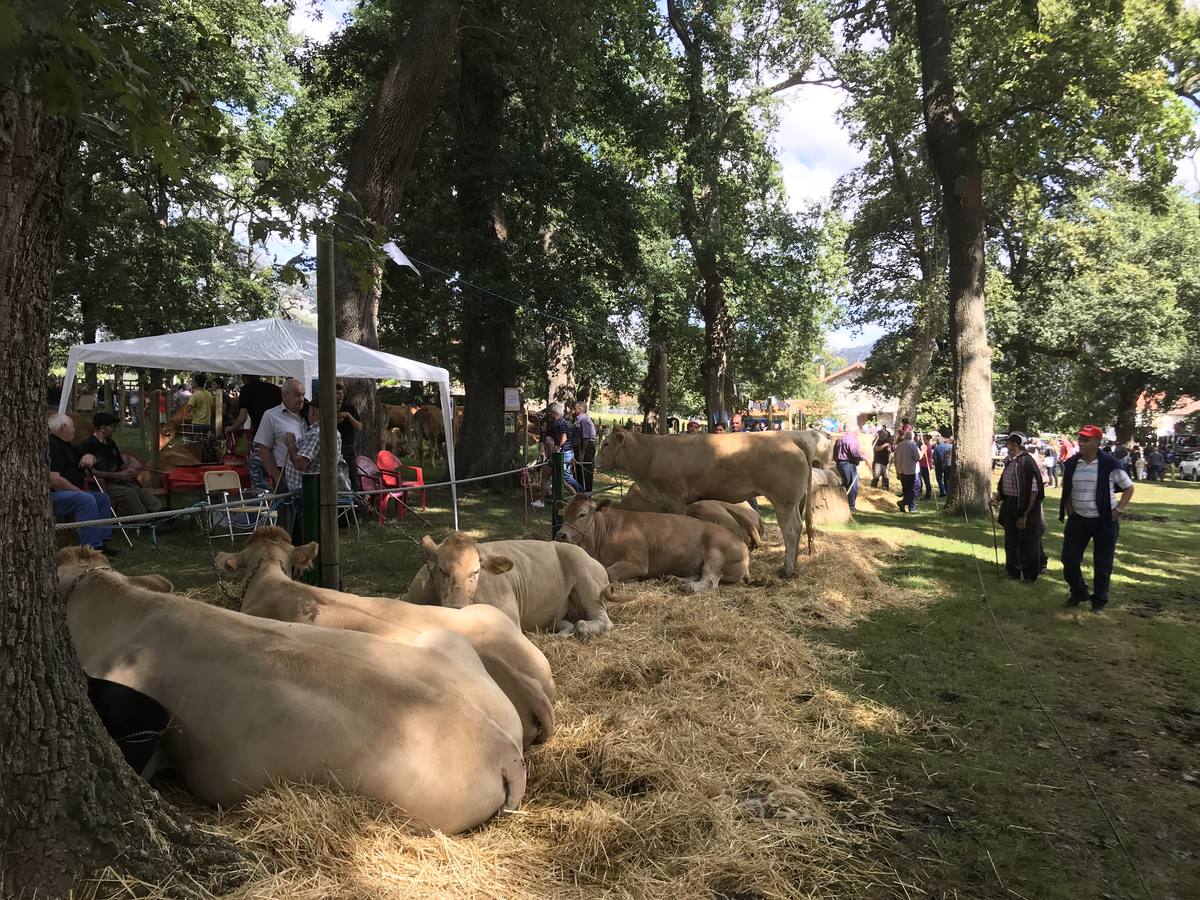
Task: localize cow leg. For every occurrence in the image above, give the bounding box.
[774,500,801,577]
[605,560,648,582]
[570,580,615,637]
[573,608,614,638]
[685,549,724,593]
[553,620,576,636]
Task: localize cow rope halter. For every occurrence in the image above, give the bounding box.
[59,565,113,605]
[217,549,289,607]
[558,510,599,542]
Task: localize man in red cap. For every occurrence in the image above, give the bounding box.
[1058,424,1135,614]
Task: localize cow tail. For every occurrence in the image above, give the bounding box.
[804,463,815,555]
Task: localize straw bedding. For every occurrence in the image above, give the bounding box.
[100,529,913,900]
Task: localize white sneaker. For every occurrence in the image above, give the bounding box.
[530,500,544,508]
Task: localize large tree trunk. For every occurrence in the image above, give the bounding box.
[333,0,462,455]
[894,288,941,425]
[914,0,995,515]
[454,0,518,479]
[0,70,244,897]
[1114,374,1143,444]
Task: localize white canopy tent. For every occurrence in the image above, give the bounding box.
[58,317,458,527]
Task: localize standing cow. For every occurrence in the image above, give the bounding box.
[595,429,815,576]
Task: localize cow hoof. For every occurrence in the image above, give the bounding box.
[553,621,575,636]
[778,568,797,579]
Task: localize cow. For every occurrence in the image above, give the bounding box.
[594,428,815,576]
[214,528,556,748]
[556,495,750,593]
[59,547,525,834]
[796,427,835,470]
[408,532,614,637]
[414,404,446,461]
[380,403,417,455]
[619,483,763,549]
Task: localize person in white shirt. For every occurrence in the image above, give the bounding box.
[253,378,307,490]
[1058,424,1135,613]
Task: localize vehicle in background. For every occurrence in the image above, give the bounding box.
[1179,452,1200,481]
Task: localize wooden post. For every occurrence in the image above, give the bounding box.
[316,234,340,589]
[656,344,668,435]
[149,389,161,485]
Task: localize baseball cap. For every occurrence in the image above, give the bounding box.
[1077,424,1103,439]
[92,412,119,428]
[1005,431,1026,445]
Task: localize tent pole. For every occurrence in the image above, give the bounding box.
[316,234,340,589]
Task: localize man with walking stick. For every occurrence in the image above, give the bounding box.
[989,432,1045,583]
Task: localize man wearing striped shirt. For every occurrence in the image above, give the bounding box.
[990,432,1045,582]
[1059,425,1135,614]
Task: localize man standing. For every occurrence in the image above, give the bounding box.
[574,402,597,492]
[232,374,283,489]
[1059,424,1135,614]
[80,412,163,518]
[1146,445,1165,482]
[932,434,952,497]
[990,432,1045,583]
[833,429,865,512]
[871,427,893,489]
[282,395,342,542]
[187,374,214,438]
[48,414,116,556]
[254,377,307,492]
[335,381,364,492]
[919,434,934,500]
[893,430,921,513]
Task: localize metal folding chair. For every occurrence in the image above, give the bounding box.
[203,469,275,545]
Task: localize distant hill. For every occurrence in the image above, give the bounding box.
[832,342,873,367]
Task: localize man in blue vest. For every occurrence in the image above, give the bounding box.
[1059,424,1135,614]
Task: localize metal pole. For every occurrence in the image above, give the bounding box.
[657,344,668,435]
[316,234,340,589]
[551,449,565,539]
[149,389,161,485]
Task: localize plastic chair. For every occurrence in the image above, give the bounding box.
[203,469,275,544]
[374,450,425,523]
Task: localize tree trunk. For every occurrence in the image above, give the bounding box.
[639,294,668,423]
[894,288,941,425]
[914,0,995,515]
[699,256,732,427]
[0,70,245,897]
[333,0,462,456]
[1114,375,1143,444]
[545,324,575,403]
[454,0,518,480]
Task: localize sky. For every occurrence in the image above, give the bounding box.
[285,2,1198,353]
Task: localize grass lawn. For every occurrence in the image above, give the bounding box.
[823,478,1200,899]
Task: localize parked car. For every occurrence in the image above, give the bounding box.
[1180,452,1200,481]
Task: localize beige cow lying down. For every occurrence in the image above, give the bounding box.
[619,483,763,549]
[59,547,525,834]
[557,495,749,593]
[214,527,556,748]
[409,533,614,637]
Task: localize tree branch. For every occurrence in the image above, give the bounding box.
[665,0,693,55]
[764,73,841,95]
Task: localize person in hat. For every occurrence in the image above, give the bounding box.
[1058,424,1134,613]
[989,432,1045,582]
[79,411,165,519]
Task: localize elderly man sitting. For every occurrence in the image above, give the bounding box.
[48,413,117,556]
[80,412,163,518]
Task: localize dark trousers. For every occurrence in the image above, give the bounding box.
[578,439,596,492]
[836,460,859,510]
[998,497,1043,582]
[920,466,932,499]
[342,447,361,493]
[899,473,917,512]
[1061,513,1120,608]
[934,463,948,496]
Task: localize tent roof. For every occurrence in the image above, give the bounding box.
[63,318,449,385]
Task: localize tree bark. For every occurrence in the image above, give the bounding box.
[454,0,518,480]
[0,70,245,897]
[333,0,462,456]
[894,288,941,425]
[1114,374,1143,444]
[914,0,995,514]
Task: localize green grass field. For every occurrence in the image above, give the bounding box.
[87,448,1200,898]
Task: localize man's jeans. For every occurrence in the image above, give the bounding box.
[836,460,859,510]
[1061,513,1120,608]
[920,466,933,499]
[872,462,890,489]
[561,449,585,493]
[934,463,948,496]
[898,473,917,512]
[52,490,114,548]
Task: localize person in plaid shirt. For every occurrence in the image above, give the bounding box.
[281,395,342,540]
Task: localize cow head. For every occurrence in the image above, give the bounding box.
[555,494,610,547]
[594,429,628,471]
[214,526,318,579]
[420,532,513,609]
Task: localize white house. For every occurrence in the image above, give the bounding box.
[822,362,899,430]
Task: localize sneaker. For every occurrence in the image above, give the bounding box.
[530,500,544,509]
[1091,605,1106,615]
[896,500,905,512]
[99,545,120,559]
[1063,594,1086,608]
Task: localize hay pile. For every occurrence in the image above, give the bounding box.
[106,531,914,900]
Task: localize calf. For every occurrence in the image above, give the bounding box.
[557,495,749,593]
[60,547,525,834]
[408,532,613,637]
[215,527,556,748]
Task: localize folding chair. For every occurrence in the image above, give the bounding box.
[376,450,425,521]
[203,469,275,544]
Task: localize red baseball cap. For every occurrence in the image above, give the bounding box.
[1077,424,1103,439]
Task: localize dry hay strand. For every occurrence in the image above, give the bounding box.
[97,535,912,900]
[856,485,904,514]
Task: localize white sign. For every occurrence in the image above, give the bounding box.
[504,388,521,411]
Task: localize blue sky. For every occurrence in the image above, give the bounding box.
[285,1,1197,353]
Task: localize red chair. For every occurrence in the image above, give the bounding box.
[356,455,383,522]
[375,450,425,522]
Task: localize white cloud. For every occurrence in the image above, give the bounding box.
[288,0,354,44]
[772,83,864,212]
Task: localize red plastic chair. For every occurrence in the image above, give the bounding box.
[375,450,425,522]
[356,455,383,522]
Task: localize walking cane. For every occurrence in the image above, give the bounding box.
[987,501,1001,581]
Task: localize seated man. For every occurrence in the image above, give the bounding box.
[48,413,117,556]
[80,412,163,518]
